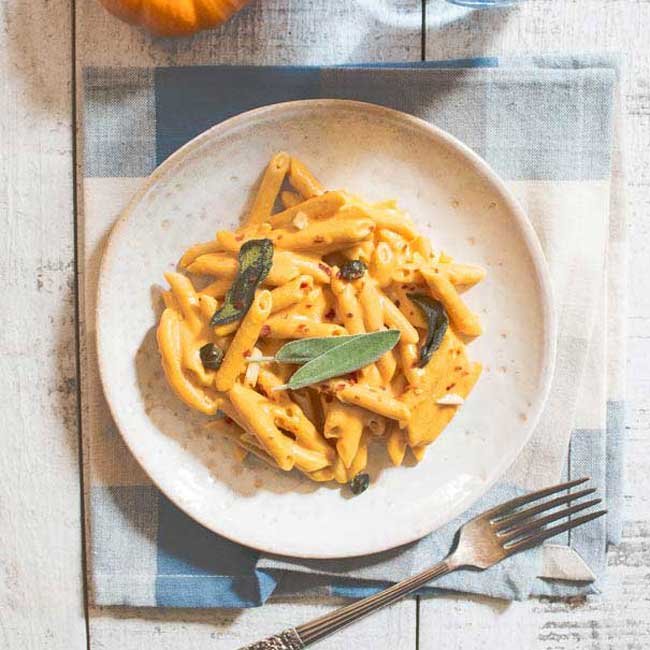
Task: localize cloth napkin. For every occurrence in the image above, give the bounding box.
[81,55,626,607]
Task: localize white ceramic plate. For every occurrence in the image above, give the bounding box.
[97,100,556,559]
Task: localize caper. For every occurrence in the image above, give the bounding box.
[348,472,370,495]
[199,343,224,370]
[338,259,367,281]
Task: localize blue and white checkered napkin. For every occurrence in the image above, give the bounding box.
[81,56,626,607]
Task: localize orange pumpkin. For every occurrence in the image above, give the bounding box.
[99,0,251,36]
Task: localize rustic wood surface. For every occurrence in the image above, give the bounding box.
[1,0,648,648]
[0,0,88,649]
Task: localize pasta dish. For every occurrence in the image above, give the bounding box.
[156,153,484,492]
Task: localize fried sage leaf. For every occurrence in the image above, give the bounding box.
[210,239,273,326]
[407,293,448,367]
[283,329,401,390]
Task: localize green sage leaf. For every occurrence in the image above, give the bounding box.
[274,334,364,364]
[407,293,448,367]
[285,329,401,390]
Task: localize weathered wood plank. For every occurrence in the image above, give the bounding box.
[76,1,422,648]
[420,1,650,648]
[0,0,87,648]
[89,599,416,649]
[77,0,423,67]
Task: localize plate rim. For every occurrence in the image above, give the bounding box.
[96,98,558,559]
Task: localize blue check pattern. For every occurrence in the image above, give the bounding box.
[83,56,625,607]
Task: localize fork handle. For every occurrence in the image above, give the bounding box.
[238,558,454,649]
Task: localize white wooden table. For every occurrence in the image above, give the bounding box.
[2,0,649,648]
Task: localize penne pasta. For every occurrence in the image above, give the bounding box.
[215,223,273,253]
[344,203,418,240]
[198,277,233,299]
[386,284,428,330]
[257,367,334,460]
[269,275,314,313]
[215,290,272,392]
[410,444,427,463]
[156,153,485,489]
[271,217,375,254]
[331,271,382,385]
[179,239,223,268]
[386,422,407,466]
[212,278,314,337]
[369,241,397,288]
[229,382,331,473]
[263,314,347,339]
[164,271,202,332]
[288,157,325,198]
[381,287,419,345]
[161,290,178,310]
[421,266,483,337]
[342,240,375,263]
[157,308,221,415]
[268,191,346,228]
[443,263,487,288]
[265,251,332,285]
[197,293,218,321]
[398,341,426,387]
[187,253,238,278]
[245,151,290,226]
[329,382,411,422]
[228,382,296,471]
[280,190,302,209]
[358,277,397,383]
[347,434,369,479]
[323,400,365,469]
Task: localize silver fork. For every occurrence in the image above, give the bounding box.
[239,477,605,650]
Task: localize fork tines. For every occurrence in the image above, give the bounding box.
[490,477,606,553]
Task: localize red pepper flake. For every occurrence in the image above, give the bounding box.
[325,394,334,403]
[324,308,336,320]
[260,325,271,337]
[297,323,308,332]
[235,234,244,242]
[224,416,234,425]
[401,285,408,290]
[243,349,251,357]
[346,312,353,318]
[299,282,309,289]
[319,263,332,276]
[304,303,313,309]
[454,366,462,371]
[394,300,401,308]
[446,382,456,391]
